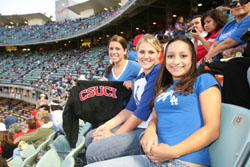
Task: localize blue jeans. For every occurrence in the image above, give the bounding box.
[85,127,145,164]
[84,155,190,167]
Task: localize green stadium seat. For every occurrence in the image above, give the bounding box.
[35,149,61,167]
[20,144,36,159]
[8,156,23,167]
[209,103,250,167]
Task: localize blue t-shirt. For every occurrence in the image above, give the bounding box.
[175,22,185,36]
[154,73,220,165]
[126,64,160,128]
[216,15,250,45]
[103,60,141,82]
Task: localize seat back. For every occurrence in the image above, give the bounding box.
[21,150,39,167]
[61,156,75,167]
[20,144,36,159]
[209,103,250,167]
[79,122,92,137]
[67,136,85,158]
[8,156,23,167]
[35,149,61,167]
[50,135,71,152]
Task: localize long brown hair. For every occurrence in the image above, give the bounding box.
[105,35,129,78]
[201,9,227,35]
[152,36,199,106]
[0,131,14,146]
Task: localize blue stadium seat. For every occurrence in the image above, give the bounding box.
[209,103,250,167]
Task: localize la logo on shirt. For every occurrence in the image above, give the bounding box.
[157,90,178,105]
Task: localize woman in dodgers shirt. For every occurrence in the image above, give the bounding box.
[85,34,161,164]
[85,36,221,167]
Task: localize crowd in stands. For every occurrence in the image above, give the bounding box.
[0,0,135,45]
[0,0,250,166]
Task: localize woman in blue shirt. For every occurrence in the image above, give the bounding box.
[85,36,221,167]
[174,16,186,36]
[85,34,161,164]
[102,35,141,90]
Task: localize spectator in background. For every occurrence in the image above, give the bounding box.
[174,16,187,36]
[49,100,63,132]
[222,34,250,109]
[3,113,18,129]
[9,123,25,140]
[155,34,170,64]
[25,119,38,134]
[0,131,17,159]
[190,15,207,58]
[127,34,144,61]
[102,35,141,90]
[204,0,250,62]
[31,109,40,129]
[0,117,6,131]
[191,9,227,61]
[36,93,48,109]
[0,157,9,167]
[14,111,54,146]
[38,104,50,113]
[77,72,87,80]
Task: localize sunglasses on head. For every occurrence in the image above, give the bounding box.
[230,0,250,8]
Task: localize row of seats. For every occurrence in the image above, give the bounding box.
[7,103,250,167]
[8,122,92,167]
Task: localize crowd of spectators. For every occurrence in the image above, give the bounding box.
[0,0,135,45]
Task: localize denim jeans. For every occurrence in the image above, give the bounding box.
[85,127,145,164]
[84,155,190,167]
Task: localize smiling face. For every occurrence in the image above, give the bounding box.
[137,41,159,75]
[203,16,217,34]
[231,0,250,21]
[165,40,192,80]
[108,41,127,64]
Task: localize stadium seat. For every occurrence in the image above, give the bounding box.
[66,136,85,159]
[50,135,72,159]
[61,156,75,167]
[20,144,36,159]
[79,122,92,137]
[20,149,40,167]
[35,149,61,167]
[8,156,23,167]
[209,103,250,167]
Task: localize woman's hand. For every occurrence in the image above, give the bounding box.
[123,80,134,90]
[148,143,176,163]
[141,130,158,155]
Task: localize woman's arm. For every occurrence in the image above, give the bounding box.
[170,86,221,159]
[175,24,185,31]
[205,38,240,62]
[149,86,221,162]
[92,108,133,141]
[140,108,158,154]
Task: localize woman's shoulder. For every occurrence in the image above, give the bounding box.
[194,73,220,92]
[196,73,216,82]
